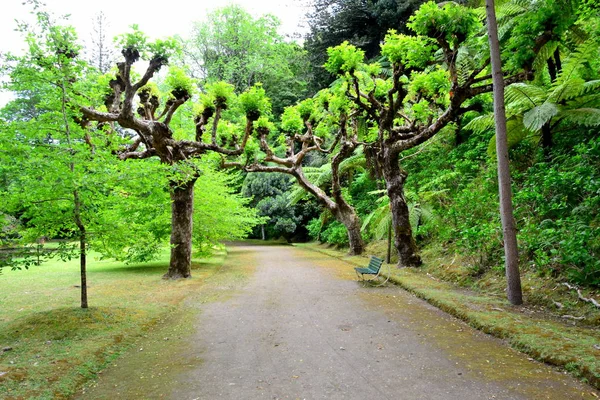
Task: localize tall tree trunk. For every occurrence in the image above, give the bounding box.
[381,152,422,267]
[486,0,523,305]
[164,178,197,279]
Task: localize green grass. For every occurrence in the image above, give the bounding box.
[297,242,600,390]
[0,248,232,400]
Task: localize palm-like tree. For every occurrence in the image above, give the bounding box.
[465,42,600,156]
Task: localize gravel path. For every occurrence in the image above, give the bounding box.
[80,244,598,399]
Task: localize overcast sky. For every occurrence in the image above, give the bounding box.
[0,0,310,105]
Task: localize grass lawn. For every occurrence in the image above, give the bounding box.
[0,248,231,400]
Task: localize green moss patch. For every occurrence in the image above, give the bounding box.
[297,242,600,390]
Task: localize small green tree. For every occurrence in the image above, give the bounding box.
[0,11,170,307]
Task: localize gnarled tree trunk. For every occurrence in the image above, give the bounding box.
[381,150,422,268]
[164,177,197,279]
[334,204,364,256]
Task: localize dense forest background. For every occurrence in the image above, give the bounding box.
[1,0,599,301]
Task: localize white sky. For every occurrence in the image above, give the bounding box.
[0,0,310,106]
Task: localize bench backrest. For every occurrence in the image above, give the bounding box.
[368,256,384,272]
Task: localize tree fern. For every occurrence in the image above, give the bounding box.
[562,108,600,127]
[531,42,558,77]
[463,114,495,134]
[504,83,545,110]
[487,117,534,157]
[547,77,585,104]
[523,102,560,132]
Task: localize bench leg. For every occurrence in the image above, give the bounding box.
[370,264,391,287]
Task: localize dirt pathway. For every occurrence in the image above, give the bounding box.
[80,244,598,399]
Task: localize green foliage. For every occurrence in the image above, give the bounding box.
[114,24,148,52]
[304,0,426,91]
[324,41,365,75]
[407,1,481,47]
[407,68,451,106]
[381,31,435,69]
[514,137,600,286]
[281,106,305,133]
[186,4,309,115]
[319,220,350,246]
[147,37,180,60]
[114,25,179,63]
[193,167,264,255]
[238,84,271,120]
[502,0,579,70]
[255,116,275,132]
[165,66,195,97]
[241,173,319,241]
[205,81,236,106]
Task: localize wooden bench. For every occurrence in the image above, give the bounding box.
[354,256,389,286]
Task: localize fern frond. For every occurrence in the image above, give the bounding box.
[487,117,532,157]
[561,108,600,127]
[548,78,585,104]
[505,83,546,109]
[288,186,309,206]
[523,102,560,132]
[456,47,478,86]
[420,171,460,192]
[565,93,600,110]
[338,151,366,173]
[531,42,558,78]
[582,80,600,95]
[556,42,596,84]
[463,114,495,134]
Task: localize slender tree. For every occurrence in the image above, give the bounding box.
[87,11,116,74]
[486,0,523,305]
[1,12,170,307]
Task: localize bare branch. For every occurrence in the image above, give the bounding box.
[118,148,157,160]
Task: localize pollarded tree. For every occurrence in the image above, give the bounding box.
[226,93,366,255]
[80,26,268,279]
[324,1,559,266]
[304,0,427,92]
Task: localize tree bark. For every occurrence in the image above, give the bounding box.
[73,189,88,309]
[486,0,523,305]
[292,169,365,255]
[164,178,197,279]
[334,205,364,255]
[79,230,88,309]
[386,223,392,264]
[381,150,422,267]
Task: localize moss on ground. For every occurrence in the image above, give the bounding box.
[296,242,600,390]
